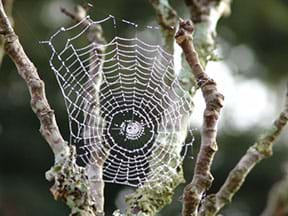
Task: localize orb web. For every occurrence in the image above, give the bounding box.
[44,15,194,187]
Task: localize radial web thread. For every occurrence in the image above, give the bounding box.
[44,15,194,188]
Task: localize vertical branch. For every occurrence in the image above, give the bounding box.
[0,0,67,157]
[150,0,232,95]
[85,21,107,216]
[175,20,224,216]
[61,6,107,214]
[130,1,229,214]
[179,0,232,96]
[170,1,231,215]
[185,0,231,65]
[0,0,13,66]
[123,2,189,215]
[149,0,199,95]
[0,1,104,215]
[200,86,288,216]
[149,0,177,53]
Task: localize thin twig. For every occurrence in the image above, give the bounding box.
[200,85,288,215]
[61,6,107,214]
[175,19,224,216]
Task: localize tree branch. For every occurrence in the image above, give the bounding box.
[149,0,198,96]
[149,0,177,53]
[185,0,230,23]
[61,5,106,214]
[175,19,224,216]
[0,0,13,66]
[0,0,67,157]
[185,0,231,65]
[200,85,288,215]
[122,2,190,215]
[0,2,104,215]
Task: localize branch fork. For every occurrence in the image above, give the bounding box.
[176,19,224,216]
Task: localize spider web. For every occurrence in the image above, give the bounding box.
[44,15,194,187]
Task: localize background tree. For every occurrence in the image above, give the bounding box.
[0,0,287,215]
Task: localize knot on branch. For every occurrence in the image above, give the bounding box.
[28,78,53,117]
[194,173,214,189]
[175,19,194,44]
[278,112,288,128]
[197,76,224,109]
[3,32,18,53]
[254,140,273,158]
[38,109,54,125]
[205,93,224,111]
[28,77,43,90]
[2,30,17,43]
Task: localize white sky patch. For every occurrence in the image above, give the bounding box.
[229,44,255,72]
[40,0,72,28]
[174,41,183,75]
[190,61,277,130]
[228,78,276,128]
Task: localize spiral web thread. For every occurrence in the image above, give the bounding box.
[44,15,194,188]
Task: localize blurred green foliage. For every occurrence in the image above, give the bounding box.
[0,0,287,215]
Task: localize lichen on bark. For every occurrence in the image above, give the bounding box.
[46,146,103,216]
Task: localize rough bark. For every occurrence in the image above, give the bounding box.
[125,171,185,216]
[0,2,103,215]
[0,0,67,157]
[145,1,231,215]
[2,0,287,215]
[175,19,224,216]
[181,0,232,97]
[185,0,231,66]
[0,0,13,66]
